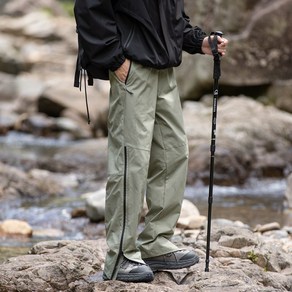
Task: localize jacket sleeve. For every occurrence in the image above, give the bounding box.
[182,12,207,54]
[74,0,125,71]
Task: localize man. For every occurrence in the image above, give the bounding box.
[74,0,228,283]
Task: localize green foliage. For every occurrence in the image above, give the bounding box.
[59,0,74,17]
[247,250,258,264]
[41,0,74,17]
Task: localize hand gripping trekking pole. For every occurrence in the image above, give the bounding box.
[205,31,223,272]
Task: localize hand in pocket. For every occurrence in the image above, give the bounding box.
[114,59,131,83]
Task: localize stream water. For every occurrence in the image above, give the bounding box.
[0,132,290,263]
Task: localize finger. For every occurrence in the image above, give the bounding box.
[218,37,228,45]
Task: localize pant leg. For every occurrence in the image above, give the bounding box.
[138,67,189,258]
[104,62,159,279]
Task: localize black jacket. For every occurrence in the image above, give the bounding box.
[74,0,207,80]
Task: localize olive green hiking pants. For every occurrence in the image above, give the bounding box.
[104,62,188,279]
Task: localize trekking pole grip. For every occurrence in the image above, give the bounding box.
[208,31,224,80]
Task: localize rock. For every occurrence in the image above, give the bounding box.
[184,97,292,185]
[0,72,17,100]
[54,117,92,139]
[177,200,206,229]
[179,199,200,218]
[84,188,106,222]
[1,0,67,17]
[71,208,87,219]
[0,111,18,135]
[177,215,207,230]
[178,0,292,104]
[0,33,31,74]
[254,222,281,233]
[0,219,32,237]
[0,12,61,41]
[267,80,292,114]
[0,221,291,292]
[284,173,292,209]
[218,234,258,249]
[46,138,108,177]
[0,161,65,201]
[84,194,206,228]
[38,77,110,137]
[28,169,79,189]
[14,112,55,136]
[32,228,65,239]
[0,240,105,292]
[1,0,291,148]
[14,74,45,112]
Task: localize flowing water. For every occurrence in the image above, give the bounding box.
[185,179,288,227]
[0,132,290,263]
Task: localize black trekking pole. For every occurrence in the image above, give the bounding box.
[205,31,223,272]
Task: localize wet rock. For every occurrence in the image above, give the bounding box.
[284,173,292,209]
[0,162,66,201]
[70,208,87,219]
[28,169,79,189]
[14,112,55,136]
[44,138,108,177]
[0,112,18,135]
[0,219,32,237]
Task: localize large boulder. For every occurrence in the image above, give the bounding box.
[184,96,292,185]
[177,0,292,114]
[0,161,79,201]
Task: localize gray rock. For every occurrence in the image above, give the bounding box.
[0,34,31,74]
[284,173,292,209]
[0,72,17,100]
[267,80,292,114]
[0,111,18,135]
[1,0,66,17]
[178,0,292,103]
[184,97,292,185]
[84,188,106,222]
[0,240,105,292]
[0,222,291,292]
[254,222,281,233]
[0,161,66,201]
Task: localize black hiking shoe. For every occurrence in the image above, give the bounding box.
[103,257,154,282]
[143,250,199,271]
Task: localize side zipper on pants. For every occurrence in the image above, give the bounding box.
[111,146,128,279]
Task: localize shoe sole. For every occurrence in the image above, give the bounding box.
[103,272,154,283]
[116,272,154,282]
[144,255,199,272]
